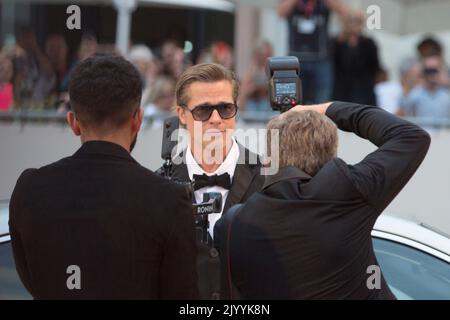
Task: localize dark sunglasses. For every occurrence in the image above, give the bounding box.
[183,103,238,121]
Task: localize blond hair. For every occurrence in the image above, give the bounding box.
[267,111,338,176]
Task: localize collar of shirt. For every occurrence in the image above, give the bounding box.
[185,137,240,182]
[185,138,240,240]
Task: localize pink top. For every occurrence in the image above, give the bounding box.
[0,83,13,111]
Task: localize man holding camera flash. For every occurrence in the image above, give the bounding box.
[215,98,431,299]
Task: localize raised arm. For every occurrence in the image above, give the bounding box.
[325,101,431,211]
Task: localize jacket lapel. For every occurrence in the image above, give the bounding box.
[170,144,261,213]
[223,163,258,213]
[223,143,261,213]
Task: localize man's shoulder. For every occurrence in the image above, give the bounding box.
[13,168,39,191]
[293,158,364,200]
[13,156,74,187]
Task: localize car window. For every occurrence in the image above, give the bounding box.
[373,237,450,300]
[0,240,32,300]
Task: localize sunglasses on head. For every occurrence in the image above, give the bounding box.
[183,103,238,121]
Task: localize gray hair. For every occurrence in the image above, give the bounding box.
[128,45,153,63]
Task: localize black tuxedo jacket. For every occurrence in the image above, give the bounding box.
[156,143,265,299]
[215,101,431,299]
[9,141,198,299]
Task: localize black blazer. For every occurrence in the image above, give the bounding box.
[159,143,264,214]
[9,141,198,299]
[156,143,264,299]
[215,101,431,300]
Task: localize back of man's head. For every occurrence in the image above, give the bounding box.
[267,111,338,176]
[69,54,143,131]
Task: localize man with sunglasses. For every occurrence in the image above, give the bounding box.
[157,63,264,299]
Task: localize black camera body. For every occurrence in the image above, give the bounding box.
[266,56,302,113]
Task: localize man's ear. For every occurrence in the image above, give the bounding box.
[66,111,81,136]
[176,105,187,126]
[132,107,144,132]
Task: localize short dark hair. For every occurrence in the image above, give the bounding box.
[417,36,443,57]
[175,63,239,107]
[69,54,142,127]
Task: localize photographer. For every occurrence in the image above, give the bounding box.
[278,0,348,103]
[156,63,265,299]
[400,55,450,120]
[215,100,431,299]
[9,55,197,299]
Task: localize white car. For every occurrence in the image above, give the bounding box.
[372,214,450,299]
[1,202,450,300]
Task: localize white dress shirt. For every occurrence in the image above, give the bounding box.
[186,138,240,239]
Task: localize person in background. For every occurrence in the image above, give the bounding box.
[400,55,450,120]
[239,40,274,113]
[196,41,234,70]
[143,76,176,128]
[398,57,423,105]
[44,33,72,111]
[76,32,98,62]
[161,39,191,80]
[278,0,349,104]
[13,27,55,109]
[332,9,380,105]
[374,67,402,114]
[57,32,99,112]
[210,41,234,70]
[0,53,14,111]
[45,34,70,97]
[128,44,161,107]
[417,36,443,59]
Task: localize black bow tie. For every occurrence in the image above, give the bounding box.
[192,173,232,191]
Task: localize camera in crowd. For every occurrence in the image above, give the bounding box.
[266,56,302,113]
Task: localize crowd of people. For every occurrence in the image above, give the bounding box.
[4,1,437,300]
[1,6,450,123]
[0,27,235,116]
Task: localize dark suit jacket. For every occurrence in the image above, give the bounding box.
[9,141,198,299]
[156,143,264,299]
[215,101,431,300]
